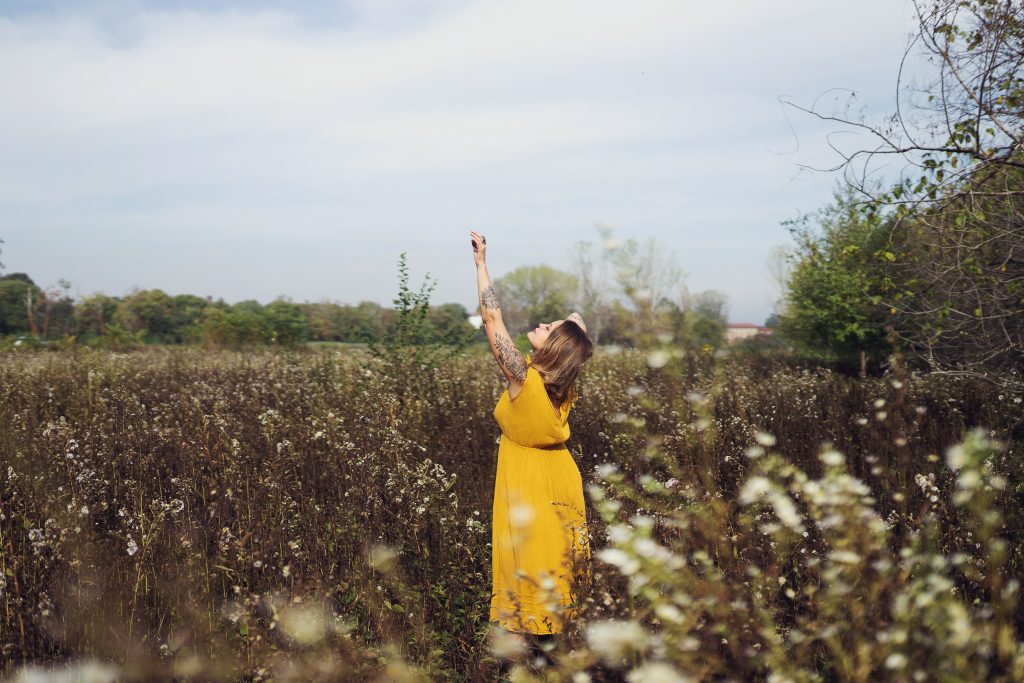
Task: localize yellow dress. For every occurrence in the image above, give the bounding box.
[490,356,589,635]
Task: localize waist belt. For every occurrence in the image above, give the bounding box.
[532,442,567,451]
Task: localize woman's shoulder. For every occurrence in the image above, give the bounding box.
[508,358,543,400]
[525,356,544,385]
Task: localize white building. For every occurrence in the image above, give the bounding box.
[725,323,774,344]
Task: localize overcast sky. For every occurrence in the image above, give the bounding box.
[0,0,917,325]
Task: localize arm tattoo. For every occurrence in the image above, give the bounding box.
[480,285,500,310]
[495,333,527,383]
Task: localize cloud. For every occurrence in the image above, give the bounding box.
[0,0,915,324]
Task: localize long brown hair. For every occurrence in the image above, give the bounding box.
[530,320,594,410]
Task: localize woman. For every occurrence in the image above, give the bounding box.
[469,229,594,641]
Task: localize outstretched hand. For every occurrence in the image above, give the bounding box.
[470,230,487,265]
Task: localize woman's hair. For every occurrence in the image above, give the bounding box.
[530,319,594,409]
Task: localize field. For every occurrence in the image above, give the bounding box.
[1,346,1022,681]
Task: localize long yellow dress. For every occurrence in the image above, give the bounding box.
[490,356,589,635]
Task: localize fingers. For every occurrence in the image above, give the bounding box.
[469,230,487,252]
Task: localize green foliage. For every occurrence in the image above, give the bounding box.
[493,264,578,334]
[879,164,1024,387]
[368,253,467,408]
[112,289,177,342]
[0,274,40,335]
[90,323,146,350]
[262,299,309,347]
[0,333,46,351]
[199,303,269,349]
[301,300,388,343]
[427,302,480,346]
[168,293,210,344]
[778,187,894,368]
[783,1,1024,386]
[679,289,729,353]
[72,294,117,338]
[886,0,1024,209]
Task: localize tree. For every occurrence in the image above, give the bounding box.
[75,293,120,337]
[609,237,685,348]
[765,245,792,322]
[36,279,76,339]
[790,0,1024,208]
[113,289,177,343]
[200,301,267,349]
[428,302,478,345]
[789,0,1024,386]
[169,294,210,344]
[884,166,1024,387]
[301,301,344,341]
[567,225,618,345]
[264,298,309,346]
[778,187,895,373]
[346,301,387,343]
[680,289,729,352]
[0,274,40,335]
[492,265,578,335]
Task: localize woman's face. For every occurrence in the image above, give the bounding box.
[527,319,564,350]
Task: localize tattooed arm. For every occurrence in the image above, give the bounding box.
[470,231,527,387]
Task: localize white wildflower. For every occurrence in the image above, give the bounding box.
[646,350,670,369]
[509,504,535,528]
[586,619,649,665]
[654,603,682,622]
[738,476,772,504]
[829,550,861,565]
[946,444,966,470]
[885,653,908,670]
[597,548,641,576]
[627,662,693,683]
[6,659,120,683]
[768,491,805,533]
[278,602,329,646]
[958,470,981,490]
[489,627,528,660]
[819,449,845,467]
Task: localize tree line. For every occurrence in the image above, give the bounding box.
[0,237,733,352]
[0,275,478,349]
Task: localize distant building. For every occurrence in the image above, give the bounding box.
[725,323,774,344]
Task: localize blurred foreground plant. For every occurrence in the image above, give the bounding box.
[513,426,1023,682]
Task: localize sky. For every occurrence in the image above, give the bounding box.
[0,0,918,325]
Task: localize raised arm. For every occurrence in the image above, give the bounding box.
[470,230,527,387]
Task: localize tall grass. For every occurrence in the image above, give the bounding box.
[0,346,1021,680]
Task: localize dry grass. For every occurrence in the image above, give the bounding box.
[0,346,1021,681]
